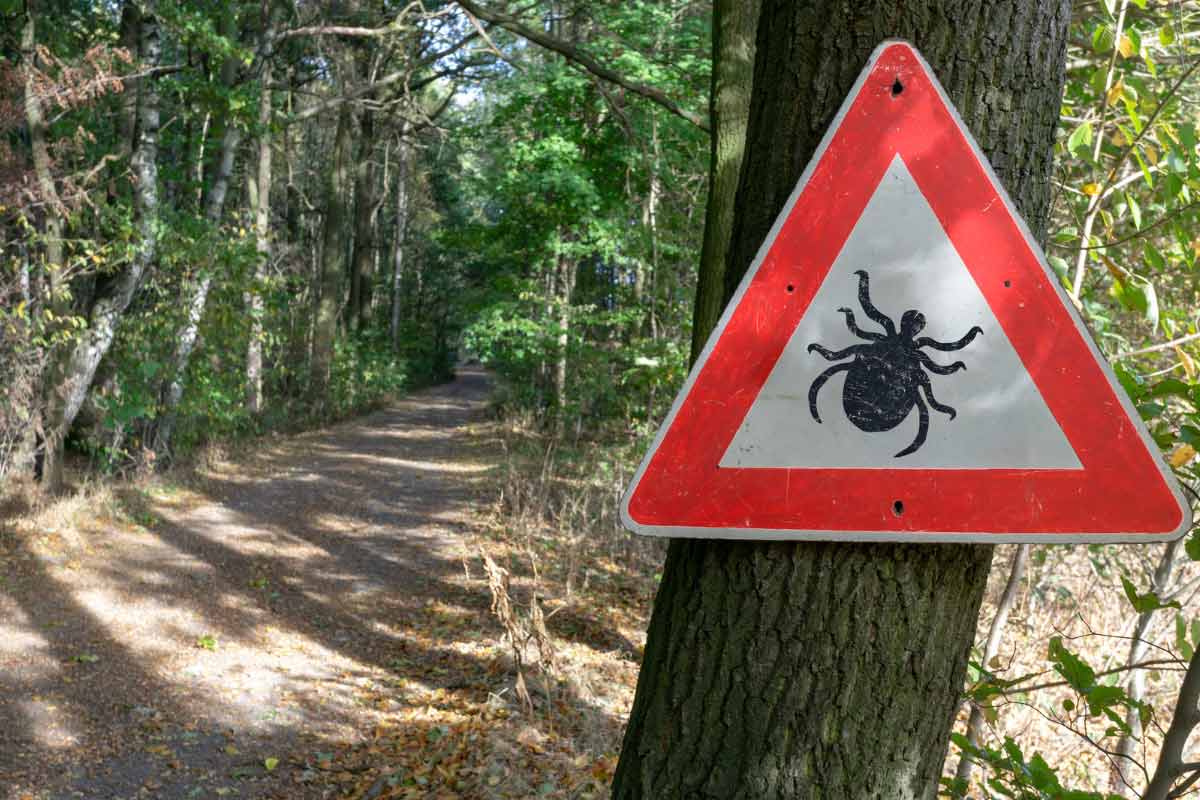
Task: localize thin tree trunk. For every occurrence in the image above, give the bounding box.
[1111,539,1186,797]
[389,140,409,350]
[40,0,161,492]
[688,0,759,363]
[349,109,377,332]
[612,3,1070,797]
[309,102,354,411]
[1142,643,1200,800]
[552,232,576,423]
[152,9,245,458]
[954,544,1031,788]
[152,120,241,457]
[21,3,64,302]
[246,18,274,416]
[642,114,662,341]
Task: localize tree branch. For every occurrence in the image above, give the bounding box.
[1112,331,1200,361]
[1143,647,1200,800]
[453,0,710,132]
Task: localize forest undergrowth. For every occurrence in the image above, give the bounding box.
[477,408,1200,799]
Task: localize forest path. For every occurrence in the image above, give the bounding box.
[0,368,505,799]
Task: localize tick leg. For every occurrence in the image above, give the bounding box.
[853,270,896,336]
[807,343,863,361]
[808,362,853,423]
[895,396,929,458]
[837,307,886,341]
[917,351,966,375]
[916,373,957,419]
[916,325,983,352]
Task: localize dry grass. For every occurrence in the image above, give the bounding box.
[480,414,1200,799]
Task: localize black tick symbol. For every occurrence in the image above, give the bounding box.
[807,270,982,457]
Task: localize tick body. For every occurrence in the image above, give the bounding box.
[807,270,982,457]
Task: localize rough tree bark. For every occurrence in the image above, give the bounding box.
[309,102,354,411]
[40,0,162,492]
[611,3,1071,798]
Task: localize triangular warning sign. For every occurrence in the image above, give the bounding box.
[621,41,1191,543]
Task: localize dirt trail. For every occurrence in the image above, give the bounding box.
[0,369,502,799]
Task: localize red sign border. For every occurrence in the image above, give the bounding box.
[620,41,1191,543]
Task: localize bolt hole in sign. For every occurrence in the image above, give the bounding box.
[620,41,1192,543]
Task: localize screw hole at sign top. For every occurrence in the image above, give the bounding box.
[786,284,795,293]
[891,77,904,96]
[892,500,904,516]
[1004,280,1012,288]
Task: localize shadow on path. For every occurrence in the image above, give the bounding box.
[0,368,622,799]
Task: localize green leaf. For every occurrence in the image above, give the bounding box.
[1147,378,1192,400]
[1186,532,1200,561]
[1126,192,1142,229]
[1049,636,1095,690]
[1122,575,1181,614]
[1144,242,1166,271]
[263,757,279,772]
[1179,123,1197,153]
[1181,425,1200,447]
[1068,122,1094,157]
[1161,24,1177,46]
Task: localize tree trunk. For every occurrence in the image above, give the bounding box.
[642,114,662,341]
[152,120,241,457]
[389,140,409,350]
[40,0,161,492]
[1111,539,1185,797]
[246,29,273,416]
[309,103,353,411]
[612,3,1070,798]
[349,109,377,333]
[21,3,64,303]
[954,545,1031,789]
[688,0,759,362]
[152,8,244,458]
[551,232,576,423]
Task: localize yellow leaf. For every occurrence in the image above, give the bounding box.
[1118,34,1135,58]
[1112,129,1126,146]
[1145,144,1160,165]
[1100,255,1125,282]
[1082,182,1103,196]
[1107,80,1125,106]
[1170,444,1196,468]
[264,757,279,771]
[1178,347,1197,379]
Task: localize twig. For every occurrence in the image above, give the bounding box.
[1112,331,1200,361]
